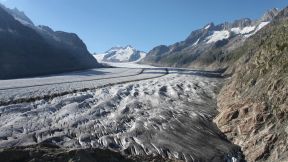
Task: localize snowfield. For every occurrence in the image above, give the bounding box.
[0,68,241,161]
[206,30,230,44]
[207,21,271,44]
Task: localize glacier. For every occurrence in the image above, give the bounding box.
[0,68,242,162]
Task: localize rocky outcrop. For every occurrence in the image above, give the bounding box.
[214,7,288,162]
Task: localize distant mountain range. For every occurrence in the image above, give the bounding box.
[94,45,146,63]
[141,8,279,70]
[0,4,101,79]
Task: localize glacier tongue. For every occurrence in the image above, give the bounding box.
[0,71,240,161]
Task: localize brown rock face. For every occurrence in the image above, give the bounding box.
[215,98,286,162]
[215,7,288,162]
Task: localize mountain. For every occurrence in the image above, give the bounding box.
[214,7,288,162]
[94,45,146,63]
[1,5,34,26]
[141,8,279,70]
[0,4,101,79]
[142,7,288,161]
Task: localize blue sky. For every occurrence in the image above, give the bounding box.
[1,0,287,53]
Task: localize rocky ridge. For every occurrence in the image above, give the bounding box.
[141,9,279,70]
[214,7,288,162]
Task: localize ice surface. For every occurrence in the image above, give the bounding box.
[0,69,240,161]
[0,68,141,90]
[0,68,166,104]
[100,62,155,68]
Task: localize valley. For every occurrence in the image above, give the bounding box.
[0,67,242,162]
[0,1,287,162]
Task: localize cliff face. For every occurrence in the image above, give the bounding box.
[215,7,288,162]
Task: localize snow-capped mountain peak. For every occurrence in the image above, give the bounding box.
[94,46,146,63]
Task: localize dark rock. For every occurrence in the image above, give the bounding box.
[0,5,101,79]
